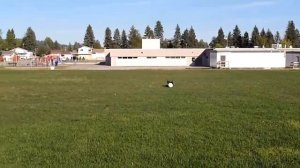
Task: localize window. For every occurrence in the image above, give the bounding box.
[166,56,185,59]
[147,57,157,59]
[118,57,138,59]
[80,49,83,51]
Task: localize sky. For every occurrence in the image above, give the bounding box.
[1,0,299,44]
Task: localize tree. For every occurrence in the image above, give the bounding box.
[181,29,189,48]
[260,28,267,47]
[242,32,250,48]
[173,24,181,48]
[284,20,298,47]
[215,28,226,48]
[104,27,113,49]
[67,43,73,51]
[251,26,260,47]
[227,32,233,47]
[232,25,242,47]
[113,29,121,48]
[144,26,154,39]
[6,29,17,50]
[296,29,300,47]
[37,44,50,56]
[154,20,164,40]
[198,39,208,48]
[22,27,37,51]
[73,42,81,50]
[188,26,198,48]
[266,29,274,48]
[121,30,129,48]
[94,40,102,49]
[209,37,217,48]
[53,40,61,50]
[274,31,281,44]
[84,24,95,47]
[128,26,142,48]
[44,37,54,49]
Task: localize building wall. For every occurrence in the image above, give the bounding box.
[111,56,192,66]
[211,51,285,68]
[142,39,160,49]
[286,52,300,67]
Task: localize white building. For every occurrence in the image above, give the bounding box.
[76,46,106,60]
[105,39,206,66]
[105,49,205,66]
[206,48,286,69]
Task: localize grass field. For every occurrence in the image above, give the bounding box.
[0,70,299,167]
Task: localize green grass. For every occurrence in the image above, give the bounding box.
[0,70,299,167]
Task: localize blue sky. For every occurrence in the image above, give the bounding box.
[1,0,299,44]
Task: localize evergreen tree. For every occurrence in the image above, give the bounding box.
[22,27,37,51]
[227,32,233,47]
[188,26,198,48]
[73,42,81,50]
[67,43,73,51]
[37,44,50,56]
[128,26,142,48]
[198,39,208,48]
[53,40,61,50]
[251,26,260,47]
[285,20,298,47]
[6,29,17,50]
[232,25,242,47]
[84,24,95,47]
[0,29,3,50]
[144,26,154,39]
[215,28,226,47]
[94,40,102,49]
[242,32,250,48]
[121,30,129,48]
[260,28,267,47]
[113,28,121,48]
[104,27,113,49]
[266,29,274,48]
[209,37,217,48]
[274,31,281,44]
[181,29,189,48]
[44,37,54,49]
[154,20,164,40]
[296,29,300,47]
[173,24,181,48]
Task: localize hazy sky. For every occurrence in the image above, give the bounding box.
[1,0,299,44]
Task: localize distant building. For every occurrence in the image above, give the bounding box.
[105,39,207,66]
[75,46,106,60]
[1,48,33,62]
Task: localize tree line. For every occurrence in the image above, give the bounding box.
[210,21,300,48]
[0,20,299,57]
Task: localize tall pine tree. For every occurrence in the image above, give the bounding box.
[154,20,164,40]
[144,26,155,39]
[266,29,274,48]
[113,29,121,48]
[284,20,298,47]
[104,27,113,49]
[22,27,37,51]
[260,28,267,47]
[227,32,233,47]
[121,30,129,48]
[128,26,142,48]
[232,25,242,48]
[242,32,250,48]
[215,28,226,47]
[84,24,95,47]
[274,31,281,44]
[181,29,189,48]
[173,24,181,48]
[6,29,17,50]
[94,40,102,49]
[251,26,260,47]
[188,26,198,48]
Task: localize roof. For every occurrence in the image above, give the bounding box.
[105,49,206,57]
[51,50,72,55]
[213,48,300,52]
[2,51,14,55]
[92,49,104,53]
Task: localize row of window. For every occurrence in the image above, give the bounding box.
[117,57,186,59]
[118,57,138,59]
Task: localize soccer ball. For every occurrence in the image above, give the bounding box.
[168,83,174,88]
